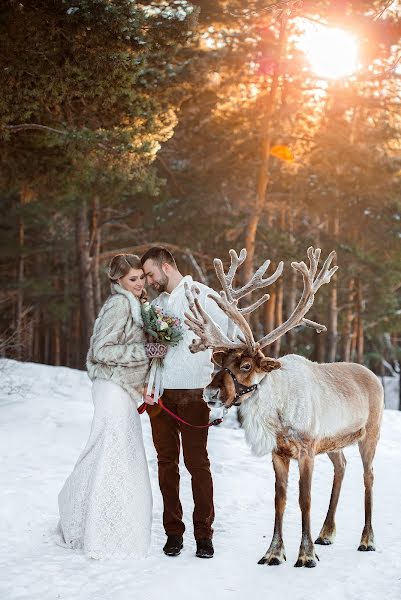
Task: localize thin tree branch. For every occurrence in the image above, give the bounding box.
[373,0,395,21]
[4,124,68,135]
[185,249,208,284]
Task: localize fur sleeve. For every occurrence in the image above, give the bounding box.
[91,296,147,366]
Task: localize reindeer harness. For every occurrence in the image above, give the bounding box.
[222,367,258,405]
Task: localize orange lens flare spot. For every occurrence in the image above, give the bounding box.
[270,145,294,162]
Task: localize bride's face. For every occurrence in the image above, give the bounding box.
[118,268,146,298]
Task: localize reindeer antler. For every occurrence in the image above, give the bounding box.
[257,247,338,349]
[184,247,337,356]
[213,248,283,314]
[184,283,244,353]
[207,291,260,353]
[184,248,283,354]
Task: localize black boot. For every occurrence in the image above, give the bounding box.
[196,538,214,559]
[163,535,183,557]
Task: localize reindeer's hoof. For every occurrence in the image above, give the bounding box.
[294,553,319,568]
[315,536,333,545]
[358,544,376,552]
[305,559,317,568]
[258,552,286,566]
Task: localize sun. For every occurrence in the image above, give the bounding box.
[296,20,359,79]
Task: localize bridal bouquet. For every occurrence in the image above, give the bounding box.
[141,302,183,402]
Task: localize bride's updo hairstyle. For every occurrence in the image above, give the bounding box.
[107,253,143,283]
[107,254,148,302]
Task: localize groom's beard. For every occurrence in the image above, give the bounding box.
[152,273,169,293]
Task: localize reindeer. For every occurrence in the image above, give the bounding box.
[184,248,383,568]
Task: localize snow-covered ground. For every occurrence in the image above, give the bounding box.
[1,359,401,600]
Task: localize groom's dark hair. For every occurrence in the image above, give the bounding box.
[141,246,177,269]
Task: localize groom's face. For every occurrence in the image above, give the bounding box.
[143,258,169,293]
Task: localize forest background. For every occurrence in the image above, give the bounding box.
[0,0,400,406]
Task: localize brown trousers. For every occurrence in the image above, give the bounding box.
[147,388,214,540]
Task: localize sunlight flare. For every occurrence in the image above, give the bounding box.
[296,21,359,79]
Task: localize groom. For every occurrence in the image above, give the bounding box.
[141,247,228,559]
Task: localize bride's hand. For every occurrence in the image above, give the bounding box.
[143,392,155,405]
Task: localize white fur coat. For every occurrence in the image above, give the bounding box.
[86,284,149,402]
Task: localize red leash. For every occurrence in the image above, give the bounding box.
[137,398,224,428]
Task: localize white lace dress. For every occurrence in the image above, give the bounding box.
[57,379,152,559]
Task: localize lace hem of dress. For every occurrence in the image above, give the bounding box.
[55,531,150,560]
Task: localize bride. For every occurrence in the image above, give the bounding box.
[57,254,153,559]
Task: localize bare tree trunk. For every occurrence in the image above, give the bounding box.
[44,327,50,364]
[327,213,339,362]
[65,331,71,367]
[27,318,34,361]
[16,199,25,360]
[62,253,71,366]
[33,308,40,362]
[287,268,297,353]
[286,209,297,353]
[341,278,355,362]
[73,309,82,369]
[315,328,326,363]
[76,202,95,362]
[271,206,286,356]
[264,287,276,349]
[37,310,44,363]
[350,320,358,362]
[243,13,288,285]
[54,321,61,366]
[91,197,102,315]
[356,279,364,364]
[273,278,283,357]
[312,215,324,246]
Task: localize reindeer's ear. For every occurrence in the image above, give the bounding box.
[259,357,281,372]
[212,350,226,367]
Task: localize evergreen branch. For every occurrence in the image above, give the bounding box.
[99,244,211,262]
[229,0,302,17]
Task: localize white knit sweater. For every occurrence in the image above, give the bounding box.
[153,276,229,389]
